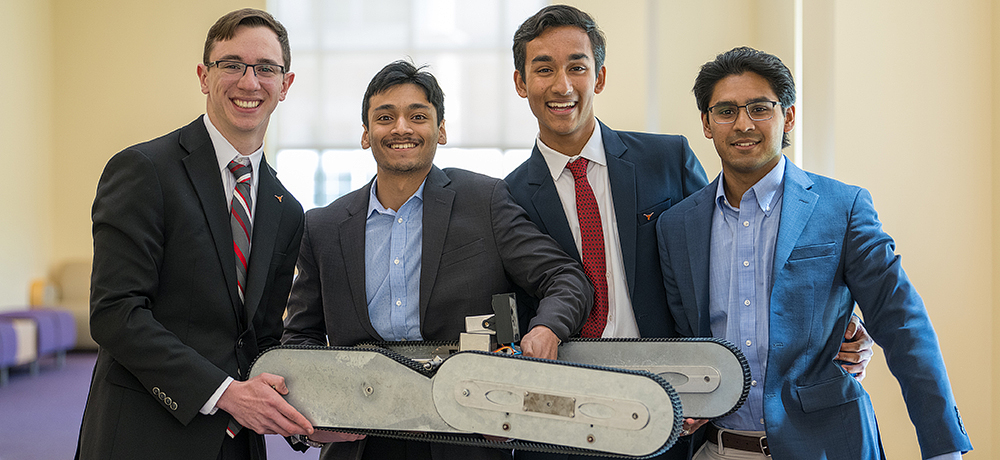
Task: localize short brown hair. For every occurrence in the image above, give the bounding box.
[203,8,291,71]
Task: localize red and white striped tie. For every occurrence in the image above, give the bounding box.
[227,159,253,304]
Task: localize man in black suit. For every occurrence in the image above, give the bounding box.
[281,60,592,459]
[78,9,318,460]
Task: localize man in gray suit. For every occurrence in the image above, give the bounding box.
[281,60,592,460]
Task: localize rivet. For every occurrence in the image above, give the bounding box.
[632,413,638,420]
[364,386,374,395]
[462,389,470,397]
[502,423,510,431]
[587,435,595,443]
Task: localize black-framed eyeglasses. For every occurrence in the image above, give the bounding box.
[206,60,286,80]
[708,100,779,124]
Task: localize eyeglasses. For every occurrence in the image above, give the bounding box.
[708,101,779,124]
[206,60,286,81]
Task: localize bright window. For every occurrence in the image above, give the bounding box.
[268,0,544,209]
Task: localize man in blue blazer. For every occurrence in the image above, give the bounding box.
[656,46,972,459]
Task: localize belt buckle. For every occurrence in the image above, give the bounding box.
[759,436,770,457]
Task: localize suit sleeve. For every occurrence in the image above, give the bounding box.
[841,188,971,457]
[282,211,330,347]
[490,180,593,341]
[90,149,231,425]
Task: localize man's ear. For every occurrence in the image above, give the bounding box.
[437,120,447,145]
[361,124,370,149]
[514,70,528,98]
[594,66,607,94]
[702,113,713,139]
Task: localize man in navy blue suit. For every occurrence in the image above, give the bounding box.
[503,6,878,460]
[656,46,972,459]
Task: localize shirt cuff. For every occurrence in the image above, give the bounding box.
[927,452,962,460]
[200,377,234,415]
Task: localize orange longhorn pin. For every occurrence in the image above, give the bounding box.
[275,195,283,203]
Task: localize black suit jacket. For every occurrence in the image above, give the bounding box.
[282,166,592,459]
[77,117,304,460]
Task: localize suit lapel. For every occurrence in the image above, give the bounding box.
[420,167,454,330]
[243,157,282,326]
[684,180,717,336]
[179,118,243,320]
[525,148,581,261]
[602,122,638,297]
[772,160,818,276]
[341,180,382,339]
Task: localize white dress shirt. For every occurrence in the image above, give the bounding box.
[535,124,640,338]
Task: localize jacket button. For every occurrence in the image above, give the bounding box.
[164,396,172,406]
[171,402,178,411]
[152,387,161,396]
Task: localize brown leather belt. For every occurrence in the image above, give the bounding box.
[705,423,770,457]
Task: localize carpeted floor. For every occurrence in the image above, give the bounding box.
[0,351,319,460]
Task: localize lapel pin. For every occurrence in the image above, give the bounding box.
[644,212,655,221]
[275,195,283,202]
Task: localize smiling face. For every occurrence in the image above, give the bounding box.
[702,72,794,183]
[197,25,293,153]
[361,83,446,178]
[514,25,606,156]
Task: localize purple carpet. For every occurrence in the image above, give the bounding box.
[0,351,318,460]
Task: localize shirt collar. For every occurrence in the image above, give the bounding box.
[536,119,606,181]
[204,115,263,177]
[368,176,427,217]
[715,155,786,215]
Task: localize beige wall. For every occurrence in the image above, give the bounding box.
[50,0,264,263]
[0,0,54,311]
[0,0,995,456]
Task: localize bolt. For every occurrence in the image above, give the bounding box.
[632,413,638,420]
[462,389,470,397]
[364,386,373,396]
[704,376,711,383]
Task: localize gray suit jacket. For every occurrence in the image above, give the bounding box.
[282,166,592,459]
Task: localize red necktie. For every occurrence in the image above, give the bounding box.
[567,158,608,338]
[228,160,253,305]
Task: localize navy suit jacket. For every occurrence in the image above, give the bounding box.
[655,159,972,459]
[79,117,304,460]
[504,121,708,339]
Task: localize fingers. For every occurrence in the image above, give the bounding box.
[680,418,710,436]
[853,368,867,383]
[309,429,365,443]
[844,316,859,339]
[219,375,314,437]
[258,373,289,395]
[520,326,560,360]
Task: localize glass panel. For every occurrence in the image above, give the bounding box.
[276,149,319,208]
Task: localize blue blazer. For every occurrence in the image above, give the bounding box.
[505,121,708,339]
[655,159,972,459]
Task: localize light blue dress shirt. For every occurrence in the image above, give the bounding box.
[365,178,425,342]
[709,156,785,431]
